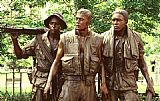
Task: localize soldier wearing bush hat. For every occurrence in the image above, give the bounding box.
[44,12,67,30]
[11,12,67,101]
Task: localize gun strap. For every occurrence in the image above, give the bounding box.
[36,34,54,64]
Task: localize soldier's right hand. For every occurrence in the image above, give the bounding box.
[100,83,108,95]
[43,82,51,98]
[10,33,19,39]
[146,83,155,96]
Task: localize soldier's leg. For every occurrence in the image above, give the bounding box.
[109,90,119,101]
[36,89,43,101]
[32,89,43,101]
[80,83,97,101]
[119,90,139,101]
[58,81,80,101]
[32,87,51,101]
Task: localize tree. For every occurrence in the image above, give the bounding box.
[0,0,75,67]
[91,1,118,33]
[0,0,160,68]
[122,0,160,36]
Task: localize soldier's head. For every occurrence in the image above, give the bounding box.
[75,8,92,31]
[44,13,67,33]
[112,9,128,32]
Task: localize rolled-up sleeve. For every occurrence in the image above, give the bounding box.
[22,37,36,58]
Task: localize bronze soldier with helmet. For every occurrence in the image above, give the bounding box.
[11,12,67,101]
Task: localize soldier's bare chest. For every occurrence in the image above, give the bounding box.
[79,36,86,53]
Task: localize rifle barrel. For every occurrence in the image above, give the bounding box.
[0,27,46,35]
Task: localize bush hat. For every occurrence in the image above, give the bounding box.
[44,12,67,29]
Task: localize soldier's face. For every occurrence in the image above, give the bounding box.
[112,13,126,32]
[75,13,89,31]
[48,17,61,34]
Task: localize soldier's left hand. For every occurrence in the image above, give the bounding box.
[43,83,51,98]
[100,83,108,95]
[147,84,155,96]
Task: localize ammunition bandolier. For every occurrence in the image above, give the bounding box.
[23,31,60,101]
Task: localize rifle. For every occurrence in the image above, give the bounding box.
[0,27,47,35]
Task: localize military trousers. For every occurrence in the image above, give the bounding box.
[110,90,139,101]
[58,80,97,101]
[32,89,54,101]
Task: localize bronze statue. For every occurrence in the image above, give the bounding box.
[44,8,107,101]
[11,12,67,101]
[102,9,155,101]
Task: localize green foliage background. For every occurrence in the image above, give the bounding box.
[0,0,160,68]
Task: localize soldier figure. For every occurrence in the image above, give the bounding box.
[102,9,155,101]
[11,13,67,101]
[44,8,107,101]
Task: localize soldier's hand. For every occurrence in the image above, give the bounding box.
[10,33,19,39]
[147,84,155,96]
[43,82,51,98]
[10,26,19,39]
[100,83,108,95]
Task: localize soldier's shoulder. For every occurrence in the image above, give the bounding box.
[132,30,142,39]
[60,30,74,37]
[131,30,143,43]
[132,30,140,36]
[62,30,73,35]
[100,30,112,42]
[91,31,103,39]
[101,30,110,37]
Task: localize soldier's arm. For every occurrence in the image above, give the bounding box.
[99,38,106,84]
[11,34,25,59]
[138,37,155,96]
[11,33,35,59]
[44,40,64,94]
[99,37,108,95]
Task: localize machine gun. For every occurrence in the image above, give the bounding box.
[0,27,48,35]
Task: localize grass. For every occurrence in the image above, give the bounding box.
[0,71,160,101]
[0,71,32,101]
[138,83,160,95]
[137,82,160,101]
[0,91,32,101]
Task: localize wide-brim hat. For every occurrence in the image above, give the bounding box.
[44,12,67,30]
